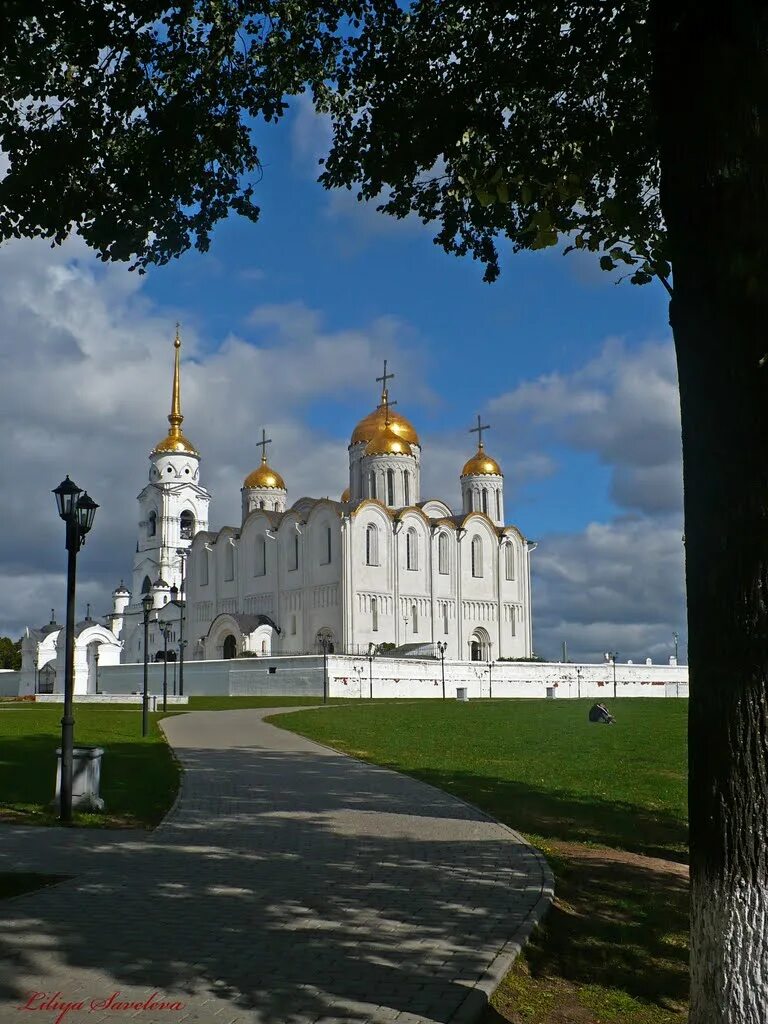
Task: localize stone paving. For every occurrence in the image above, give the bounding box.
[0,709,553,1024]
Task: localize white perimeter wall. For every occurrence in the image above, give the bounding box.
[71,656,689,700]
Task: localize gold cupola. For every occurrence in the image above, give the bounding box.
[461,443,503,477]
[365,422,413,457]
[244,455,286,491]
[351,361,419,447]
[152,326,199,456]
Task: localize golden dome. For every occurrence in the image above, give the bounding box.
[461,444,503,477]
[365,423,413,457]
[341,487,350,502]
[244,456,286,490]
[152,327,199,457]
[351,402,419,446]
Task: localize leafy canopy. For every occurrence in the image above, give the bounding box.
[0,2,667,286]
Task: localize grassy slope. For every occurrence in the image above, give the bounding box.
[272,698,688,1024]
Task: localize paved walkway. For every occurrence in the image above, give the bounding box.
[0,709,552,1024]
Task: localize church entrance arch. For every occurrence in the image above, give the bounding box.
[223,634,237,660]
[38,662,56,694]
[315,628,335,654]
[469,628,491,662]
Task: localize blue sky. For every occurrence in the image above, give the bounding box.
[0,100,685,662]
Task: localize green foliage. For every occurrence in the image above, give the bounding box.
[0,636,21,670]
[0,2,668,286]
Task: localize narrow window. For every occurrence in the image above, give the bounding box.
[180,510,195,540]
[438,532,449,575]
[255,536,266,577]
[510,606,516,636]
[322,525,332,565]
[412,603,418,633]
[371,597,379,632]
[505,543,514,581]
[386,468,395,506]
[201,549,209,587]
[142,575,152,595]
[259,500,265,509]
[481,489,488,515]
[366,524,378,566]
[147,511,157,537]
[289,532,299,571]
[406,528,418,570]
[291,614,297,635]
[471,536,483,577]
[224,543,235,581]
[370,471,377,499]
[496,490,502,521]
[403,471,410,506]
[443,603,449,635]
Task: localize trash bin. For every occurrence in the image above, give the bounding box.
[456,686,469,702]
[54,747,105,811]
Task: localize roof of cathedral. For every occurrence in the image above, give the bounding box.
[152,327,199,457]
[350,377,420,447]
[461,442,503,477]
[243,455,286,491]
[341,487,350,502]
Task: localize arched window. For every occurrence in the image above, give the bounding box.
[200,548,209,587]
[406,528,418,570]
[443,603,449,635]
[366,524,379,566]
[386,468,395,506]
[289,532,299,571]
[224,542,235,581]
[370,471,377,499]
[371,596,379,632]
[180,510,195,540]
[147,511,157,537]
[481,489,488,515]
[505,543,515,580]
[259,500,265,509]
[321,525,332,565]
[471,536,483,577]
[496,490,502,522]
[412,603,418,633]
[141,575,152,594]
[403,471,410,507]
[223,634,237,659]
[255,536,266,576]
[438,532,449,575]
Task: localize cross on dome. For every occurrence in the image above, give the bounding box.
[470,414,491,449]
[257,428,273,464]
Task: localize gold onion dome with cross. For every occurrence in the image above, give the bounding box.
[461,415,503,476]
[152,326,199,456]
[351,360,420,447]
[244,429,286,490]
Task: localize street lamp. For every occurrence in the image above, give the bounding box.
[436,641,447,699]
[576,665,582,699]
[367,641,378,699]
[52,476,98,823]
[673,631,679,662]
[161,623,173,712]
[141,592,153,737]
[319,635,331,704]
[488,657,494,700]
[607,650,619,699]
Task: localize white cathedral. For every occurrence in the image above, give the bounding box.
[23,331,534,691]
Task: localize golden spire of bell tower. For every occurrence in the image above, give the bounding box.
[152,325,199,456]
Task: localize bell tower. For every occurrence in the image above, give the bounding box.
[132,326,211,604]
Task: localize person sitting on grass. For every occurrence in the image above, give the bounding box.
[589,702,616,724]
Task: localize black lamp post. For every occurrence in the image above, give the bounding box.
[52,476,98,823]
[367,641,378,699]
[488,657,494,700]
[607,650,619,699]
[175,548,187,696]
[320,635,330,704]
[437,641,447,699]
[141,592,153,737]
[161,623,173,712]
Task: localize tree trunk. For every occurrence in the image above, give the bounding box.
[653,4,768,1020]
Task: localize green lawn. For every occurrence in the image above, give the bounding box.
[187,695,347,710]
[271,698,689,1024]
